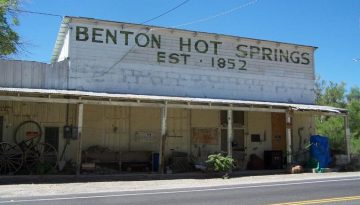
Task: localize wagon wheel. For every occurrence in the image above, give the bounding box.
[0,142,23,175]
[14,120,42,149]
[25,143,58,174]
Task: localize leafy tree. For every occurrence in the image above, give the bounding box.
[316,80,346,108]
[315,77,346,152]
[347,86,360,102]
[0,0,20,58]
[314,75,326,103]
[348,100,360,139]
[315,116,345,152]
[347,87,360,153]
[315,77,360,154]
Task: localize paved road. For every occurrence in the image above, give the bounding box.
[0,176,359,205]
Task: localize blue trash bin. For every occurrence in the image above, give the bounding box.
[310,135,332,168]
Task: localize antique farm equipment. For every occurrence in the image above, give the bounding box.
[0,120,58,175]
[0,142,23,174]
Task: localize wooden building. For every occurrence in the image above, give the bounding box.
[0,16,350,174]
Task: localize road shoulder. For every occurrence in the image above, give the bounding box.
[0,172,359,199]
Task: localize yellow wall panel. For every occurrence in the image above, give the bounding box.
[130,107,160,152]
[247,112,272,160]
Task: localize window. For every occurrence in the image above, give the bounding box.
[220,111,245,152]
[45,127,59,151]
[251,134,261,142]
[233,129,245,150]
[220,111,244,127]
[233,111,244,127]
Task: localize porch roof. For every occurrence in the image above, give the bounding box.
[0,87,347,115]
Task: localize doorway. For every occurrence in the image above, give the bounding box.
[220,111,245,152]
[220,111,246,169]
[271,113,286,152]
[44,127,60,151]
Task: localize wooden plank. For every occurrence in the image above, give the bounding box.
[271,113,286,152]
[76,103,84,175]
[192,128,219,145]
[286,111,293,164]
[159,105,167,173]
[227,109,233,157]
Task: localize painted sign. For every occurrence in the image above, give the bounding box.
[25,131,40,139]
[192,128,219,145]
[75,26,311,71]
[65,17,316,104]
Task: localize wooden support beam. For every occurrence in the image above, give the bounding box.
[0,96,286,113]
[286,110,293,165]
[227,109,233,158]
[76,103,84,175]
[159,104,167,173]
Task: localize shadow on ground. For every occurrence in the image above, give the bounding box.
[0,170,287,185]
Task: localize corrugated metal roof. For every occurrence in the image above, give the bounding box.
[0,87,346,114]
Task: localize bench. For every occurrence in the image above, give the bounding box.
[82,146,152,172]
[119,151,152,172]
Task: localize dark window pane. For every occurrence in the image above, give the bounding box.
[233,129,245,150]
[220,110,227,126]
[251,134,261,142]
[233,111,244,126]
[45,127,59,151]
[221,129,227,152]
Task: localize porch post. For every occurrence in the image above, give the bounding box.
[159,104,167,173]
[227,109,233,157]
[76,103,84,175]
[344,115,351,163]
[285,110,293,165]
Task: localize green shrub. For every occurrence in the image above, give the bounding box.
[206,153,234,178]
[351,138,360,154]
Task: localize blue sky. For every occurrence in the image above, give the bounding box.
[11,0,360,90]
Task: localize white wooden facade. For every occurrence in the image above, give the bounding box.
[0,100,318,170]
[0,16,350,175]
[55,17,316,104]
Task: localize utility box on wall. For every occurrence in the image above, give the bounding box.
[63,125,79,140]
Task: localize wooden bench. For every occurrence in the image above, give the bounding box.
[119,151,152,172]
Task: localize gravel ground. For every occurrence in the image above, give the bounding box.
[0,172,359,198]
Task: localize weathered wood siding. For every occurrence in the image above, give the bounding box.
[0,59,69,89]
[67,18,315,104]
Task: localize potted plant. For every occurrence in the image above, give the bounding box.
[206,153,235,179]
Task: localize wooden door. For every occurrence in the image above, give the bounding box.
[271,113,286,152]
